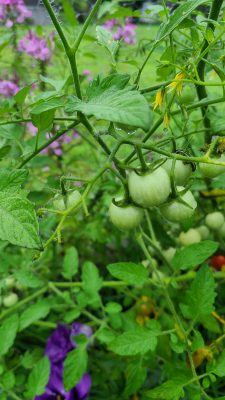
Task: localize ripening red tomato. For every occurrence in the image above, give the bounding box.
[210,255,225,270]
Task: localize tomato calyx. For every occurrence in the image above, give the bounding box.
[175,149,196,171]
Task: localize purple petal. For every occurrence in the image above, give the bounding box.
[76,373,92,400]
[45,325,73,364]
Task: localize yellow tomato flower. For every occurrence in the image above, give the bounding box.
[163,112,170,128]
[153,89,164,110]
[168,72,186,95]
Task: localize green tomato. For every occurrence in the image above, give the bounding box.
[53,190,82,211]
[160,186,197,223]
[179,228,201,246]
[205,211,224,230]
[179,86,196,105]
[196,225,210,240]
[162,158,192,185]
[3,293,18,308]
[128,167,171,208]
[162,247,176,262]
[109,200,144,231]
[4,276,15,289]
[199,155,225,178]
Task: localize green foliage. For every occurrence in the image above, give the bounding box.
[172,240,219,270]
[62,246,79,279]
[66,74,151,130]
[63,341,88,391]
[109,323,160,356]
[0,314,18,356]
[26,357,50,398]
[180,265,216,321]
[107,262,149,285]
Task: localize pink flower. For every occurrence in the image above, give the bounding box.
[103,19,118,30]
[102,17,136,45]
[0,80,19,97]
[18,31,54,61]
[27,124,80,157]
[113,18,136,44]
[83,69,93,81]
[0,0,32,26]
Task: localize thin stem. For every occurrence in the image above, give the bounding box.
[42,0,70,53]
[68,54,82,99]
[72,0,103,53]
[18,120,79,168]
[196,0,224,142]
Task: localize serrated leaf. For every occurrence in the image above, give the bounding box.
[14,270,43,288]
[82,260,102,298]
[107,262,148,285]
[180,265,216,321]
[143,379,186,400]
[156,0,208,42]
[19,301,50,331]
[63,346,88,391]
[66,74,151,131]
[124,358,147,397]
[109,326,159,356]
[26,356,50,398]
[172,241,218,270]
[0,169,28,193]
[62,246,79,280]
[31,97,64,115]
[0,192,42,249]
[212,349,225,377]
[0,314,18,356]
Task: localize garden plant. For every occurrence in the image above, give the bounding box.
[1,0,225,399]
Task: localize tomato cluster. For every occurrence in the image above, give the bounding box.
[109,160,196,231]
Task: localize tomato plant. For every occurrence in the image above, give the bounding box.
[1,0,225,399]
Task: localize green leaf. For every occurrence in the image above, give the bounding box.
[105,302,122,314]
[26,356,50,398]
[0,192,42,249]
[19,301,50,331]
[63,345,88,391]
[156,0,208,42]
[14,84,32,106]
[2,371,15,390]
[62,246,79,280]
[0,314,18,356]
[66,74,151,131]
[109,326,160,356]
[82,260,102,298]
[14,269,43,288]
[96,26,120,61]
[31,98,64,115]
[124,358,147,397]
[107,262,148,285]
[31,97,64,132]
[180,265,216,321]
[172,240,219,270]
[143,379,185,400]
[212,349,225,377]
[0,169,28,193]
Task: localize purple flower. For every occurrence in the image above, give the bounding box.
[27,124,79,156]
[83,70,93,81]
[103,18,118,30]
[0,0,32,26]
[18,31,54,61]
[36,323,92,400]
[0,79,19,97]
[113,20,136,44]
